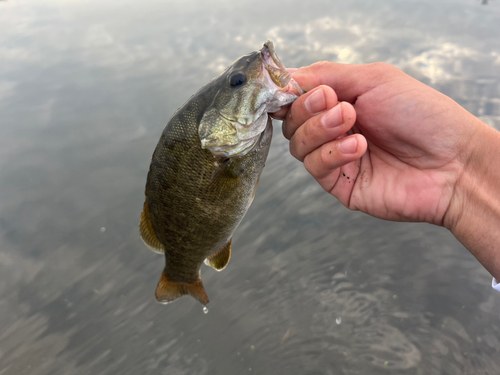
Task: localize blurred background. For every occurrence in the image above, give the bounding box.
[1,0,500,374]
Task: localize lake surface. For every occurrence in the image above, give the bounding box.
[1,0,500,374]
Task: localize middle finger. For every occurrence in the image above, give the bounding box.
[290,102,357,162]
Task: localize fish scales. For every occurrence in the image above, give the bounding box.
[140,41,302,305]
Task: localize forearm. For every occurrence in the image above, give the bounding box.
[445,121,500,280]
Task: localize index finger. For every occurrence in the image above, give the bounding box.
[292,61,402,104]
[282,85,338,140]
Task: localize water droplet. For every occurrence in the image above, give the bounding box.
[392,294,398,300]
[203,306,209,314]
[100,227,106,233]
[250,345,255,351]
[336,317,342,325]
[384,361,389,366]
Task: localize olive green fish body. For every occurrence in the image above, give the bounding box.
[140,41,302,305]
[146,106,272,282]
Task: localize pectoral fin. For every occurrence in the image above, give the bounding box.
[156,270,209,306]
[209,158,231,184]
[139,199,164,254]
[204,240,232,271]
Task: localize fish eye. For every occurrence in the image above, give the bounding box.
[229,72,247,88]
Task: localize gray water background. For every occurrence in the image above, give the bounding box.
[1,0,500,374]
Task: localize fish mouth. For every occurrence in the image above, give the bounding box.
[262,40,286,70]
[261,40,292,88]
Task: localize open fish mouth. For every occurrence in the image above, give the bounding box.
[257,40,304,115]
[260,40,293,89]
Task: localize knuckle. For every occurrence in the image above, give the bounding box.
[312,61,336,70]
[307,119,322,143]
[291,135,307,161]
[289,140,298,159]
[367,62,399,77]
[282,119,292,139]
[319,145,332,166]
[302,120,311,138]
[303,154,315,174]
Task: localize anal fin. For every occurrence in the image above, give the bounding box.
[204,239,232,271]
[156,270,209,306]
[139,199,164,254]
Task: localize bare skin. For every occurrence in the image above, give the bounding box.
[273,62,500,281]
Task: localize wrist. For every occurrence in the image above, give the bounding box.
[444,121,500,279]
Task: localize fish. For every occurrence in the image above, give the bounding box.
[139,40,302,306]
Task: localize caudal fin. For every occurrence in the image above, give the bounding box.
[155,270,209,306]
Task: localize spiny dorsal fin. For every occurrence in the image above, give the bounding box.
[139,199,164,254]
[155,270,209,305]
[204,239,232,271]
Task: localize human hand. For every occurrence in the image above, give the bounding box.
[280,62,483,226]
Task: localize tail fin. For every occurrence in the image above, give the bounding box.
[155,270,209,306]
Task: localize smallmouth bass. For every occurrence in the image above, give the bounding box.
[139,41,302,305]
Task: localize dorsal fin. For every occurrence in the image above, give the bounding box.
[156,270,209,305]
[139,199,164,254]
[204,239,232,271]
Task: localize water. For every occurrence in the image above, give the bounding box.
[1,0,500,374]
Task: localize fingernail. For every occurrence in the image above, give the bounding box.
[304,88,326,114]
[339,136,358,154]
[321,103,343,128]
